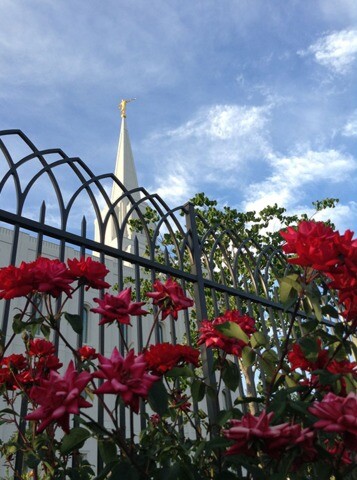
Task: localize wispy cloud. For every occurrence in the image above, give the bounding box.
[243,149,357,212]
[145,103,272,204]
[342,110,357,137]
[0,1,188,94]
[298,29,357,74]
[314,201,357,232]
[155,168,192,206]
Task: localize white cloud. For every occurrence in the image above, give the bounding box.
[165,105,269,141]
[342,111,357,137]
[313,201,357,232]
[299,29,357,73]
[154,169,192,206]
[243,149,357,212]
[144,103,273,205]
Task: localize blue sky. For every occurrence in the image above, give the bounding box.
[1,0,357,233]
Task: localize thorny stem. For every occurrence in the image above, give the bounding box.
[216,350,226,401]
[89,379,119,430]
[51,323,79,359]
[118,324,130,353]
[163,376,203,440]
[265,297,301,406]
[144,307,162,349]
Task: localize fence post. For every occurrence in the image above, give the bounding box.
[184,202,219,431]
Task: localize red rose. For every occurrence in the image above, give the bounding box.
[26,361,92,433]
[67,257,110,290]
[309,392,357,451]
[144,343,200,375]
[78,345,98,361]
[224,410,316,459]
[288,340,329,372]
[28,339,55,357]
[32,257,74,297]
[0,262,36,299]
[92,288,148,326]
[280,221,343,271]
[93,348,159,413]
[146,278,194,320]
[198,310,256,356]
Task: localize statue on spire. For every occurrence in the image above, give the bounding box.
[119,98,136,118]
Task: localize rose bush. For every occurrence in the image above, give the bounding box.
[0,222,356,479]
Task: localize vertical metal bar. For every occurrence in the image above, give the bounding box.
[184,202,219,429]
[96,250,106,474]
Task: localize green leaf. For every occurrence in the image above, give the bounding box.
[306,293,322,321]
[278,274,301,304]
[222,360,240,391]
[191,379,206,402]
[343,373,357,394]
[241,346,256,368]
[25,453,41,469]
[285,375,299,388]
[321,304,339,319]
[205,436,232,452]
[110,461,140,480]
[215,321,249,343]
[261,350,278,379]
[98,439,118,465]
[250,332,267,348]
[269,390,287,421]
[301,318,319,334]
[159,463,194,480]
[40,324,51,339]
[94,461,119,480]
[12,314,26,334]
[0,408,18,416]
[313,369,340,386]
[166,366,194,378]
[217,409,233,426]
[60,427,91,455]
[64,312,83,335]
[148,379,168,416]
[299,337,320,361]
[193,441,206,460]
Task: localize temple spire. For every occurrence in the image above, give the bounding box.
[119,98,136,118]
[111,101,139,202]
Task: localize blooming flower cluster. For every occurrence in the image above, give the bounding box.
[0,256,111,299]
[309,392,357,452]
[288,340,357,396]
[0,241,355,479]
[224,410,316,460]
[93,347,159,413]
[92,288,148,326]
[144,342,200,375]
[281,220,357,326]
[0,340,62,391]
[146,278,194,320]
[25,361,92,433]
[198,309,256,356]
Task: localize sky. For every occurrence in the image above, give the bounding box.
[1,0,357,234]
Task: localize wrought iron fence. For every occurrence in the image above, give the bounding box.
[0,129,333,476]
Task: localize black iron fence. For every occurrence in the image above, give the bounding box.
[0,129,332,476]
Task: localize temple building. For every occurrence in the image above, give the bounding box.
[0,103,181,473]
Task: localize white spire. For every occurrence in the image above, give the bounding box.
[94,102,145,254]
[111,116,139,202]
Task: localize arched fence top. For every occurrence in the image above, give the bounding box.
[0,128,328,315]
